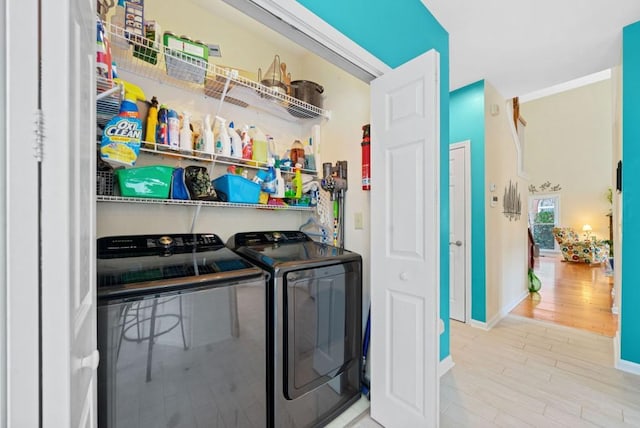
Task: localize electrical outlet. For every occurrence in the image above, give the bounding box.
[354,212,363,230]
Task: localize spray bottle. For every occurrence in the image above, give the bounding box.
[202,114,215,156]
[179,111,193,154]
[214,116,231,157]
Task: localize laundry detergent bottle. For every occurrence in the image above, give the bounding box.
[229,121,243,158]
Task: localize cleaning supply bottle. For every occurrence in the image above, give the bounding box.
[214,116,231,157]
[241,125,253,160]
[263,158,277,194]
[202,114,215,156]
[156,104,169,146]
[119,96,139,118]
[274,162,285,198]
[144,96,158,148]
[167,109,180,150]
[251,126,268,164]
[306,137,316,171]
[228,121,243,159]
[290,139,305,168]
[293,164,302,199]
[179,111,193,154]
[267,135,278,162]
[110,0,129,49]
[101,94,142,166]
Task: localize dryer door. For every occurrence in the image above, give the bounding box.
[282,261,361,400]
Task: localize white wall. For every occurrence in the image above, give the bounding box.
[521,80,613,239]
[484,81,528,324]
[298,52,372,312]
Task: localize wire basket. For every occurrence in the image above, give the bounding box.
[97,171,115,196]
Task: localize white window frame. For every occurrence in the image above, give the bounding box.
[529,193,561,254]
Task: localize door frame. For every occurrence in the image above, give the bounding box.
[450,141,472,323]
[222,0,391,81]
[3,1,41,427]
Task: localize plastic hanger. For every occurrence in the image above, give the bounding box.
[299,216,328,243]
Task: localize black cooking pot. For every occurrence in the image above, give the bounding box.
[289,80,324,118]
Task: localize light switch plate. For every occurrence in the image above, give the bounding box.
[354,212,363,230]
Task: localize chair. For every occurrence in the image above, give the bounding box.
[552,227,610,264]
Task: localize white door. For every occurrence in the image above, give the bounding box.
[41,0,98,426]
[449,143,469,322]
[370,50,440,428]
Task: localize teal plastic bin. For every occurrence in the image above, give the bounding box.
[213,174,261,204]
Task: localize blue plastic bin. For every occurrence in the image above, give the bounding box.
[212,174,261,204]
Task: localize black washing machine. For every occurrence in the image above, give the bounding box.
[97,233,267,428]
[227,231,363,428]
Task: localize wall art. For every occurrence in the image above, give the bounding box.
[528,181,562,193]
[503,180,522,221]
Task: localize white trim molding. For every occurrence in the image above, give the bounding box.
[614,332,640,375]
[616,358,640,376]
[450,141,472,324]
[469,290,528,331]
[469,319,490,331]
[439,356,455,377]
[519,69,612,103]
[221,0,392,81]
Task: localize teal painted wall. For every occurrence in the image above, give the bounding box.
[450,81,487,322]
[296,0,451,359]
[622,21,640,364]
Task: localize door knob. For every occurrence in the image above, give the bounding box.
[449,240,463,246]
[399,272,409,281]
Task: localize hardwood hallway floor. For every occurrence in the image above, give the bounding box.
[510,254,617,336]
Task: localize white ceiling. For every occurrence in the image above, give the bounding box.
[422,0,640,98]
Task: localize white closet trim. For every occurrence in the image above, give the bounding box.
[223,0,392,81]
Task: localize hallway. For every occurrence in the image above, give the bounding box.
[511,254,617,336]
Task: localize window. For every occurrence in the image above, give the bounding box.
[529,195,560,251]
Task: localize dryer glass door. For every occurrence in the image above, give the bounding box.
[283,261,360,399]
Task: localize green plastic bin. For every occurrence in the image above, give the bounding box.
[115,165,174,199]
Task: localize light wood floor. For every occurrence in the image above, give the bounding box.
[349,315,640,427]
[510,254,618,336]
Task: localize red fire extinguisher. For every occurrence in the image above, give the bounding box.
[361,124,371,190]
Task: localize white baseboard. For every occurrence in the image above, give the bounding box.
[486,312,502,330]
[469,290,529,331]
[439,355,455,377]
[614,332,640,375]
[469,319,489,330]
[616,358,640,375]
[503,290,530,316]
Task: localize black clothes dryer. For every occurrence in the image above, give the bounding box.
[227,231,363,428]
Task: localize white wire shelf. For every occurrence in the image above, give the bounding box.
[97,195,315,211]
[103,22,331,122]
[137,142,318,175]
[96,76,123,129]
